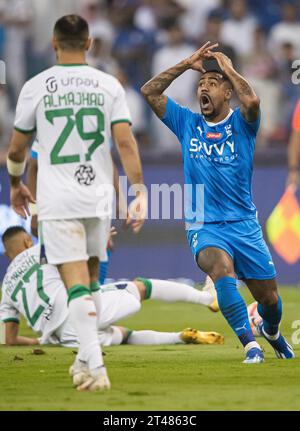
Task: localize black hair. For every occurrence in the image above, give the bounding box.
[201,68,233,89]
[2,226,28,244]
[53,14,89,51]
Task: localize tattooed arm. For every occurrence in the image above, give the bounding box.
[140,63,186,118]
[141,41,218,118]
[211,52,260,122]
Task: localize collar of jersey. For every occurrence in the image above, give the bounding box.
[204,109,233,127]
[56,63,88,67]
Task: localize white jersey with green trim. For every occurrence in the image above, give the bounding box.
[14,64,132,220]
[0,245,68,344]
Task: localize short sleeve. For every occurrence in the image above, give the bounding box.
[161,97,192,141]
[292,100,300,131]
[111,81,132,126]
[14,81,37,134]
[0,292,20,324]
[236,107,261,136]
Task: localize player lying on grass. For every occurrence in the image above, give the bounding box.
[0,227,224,387]
[141,42,295,363]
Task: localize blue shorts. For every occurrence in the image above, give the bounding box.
[187,218,276,280]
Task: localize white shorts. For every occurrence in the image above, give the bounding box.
[55,321,124,348]
[52,282,141,347]
[98,281,141,329]
[39,218,111,265]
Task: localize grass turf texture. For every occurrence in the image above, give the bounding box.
[0,287,299,411]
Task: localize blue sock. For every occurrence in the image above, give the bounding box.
[215,276,256,348]
[99,250,112,285]
[257,296,282,336]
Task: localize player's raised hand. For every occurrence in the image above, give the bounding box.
[10,182,36,219]
[207,51,233,72]
[107,226,117,251]
[126,191,148,234]
[184,41,219,73]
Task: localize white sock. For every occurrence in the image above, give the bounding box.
[149,279,214,306]
[91,290,102,327]
[68,294,104,373]
[244,341,262,353]
[127,330,183,345]
[262,327,280,341]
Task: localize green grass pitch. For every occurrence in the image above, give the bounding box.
[0,287,299,411]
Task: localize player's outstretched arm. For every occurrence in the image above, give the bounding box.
[141,41,218,118]
[112,122,147,233]
[7,130,35,218]
[27,157,37,200]
[210,52,260,123]
[27,156,38,236]
[7,130,31,171]
[4,321,39,346]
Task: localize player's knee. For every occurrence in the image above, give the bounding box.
[117,327,131,344]
[113,326,128,345]
[133,279,146,300]
[259,290,279,307]
[197,248,234,281]
[210,263,235,282]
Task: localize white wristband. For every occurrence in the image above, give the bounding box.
[29,202,37,216]
[7,157,26,177]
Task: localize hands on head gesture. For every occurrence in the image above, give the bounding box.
[185,42,233,74]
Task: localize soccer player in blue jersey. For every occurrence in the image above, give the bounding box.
[141,42,295,363]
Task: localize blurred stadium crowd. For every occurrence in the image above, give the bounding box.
[0,0,300,161]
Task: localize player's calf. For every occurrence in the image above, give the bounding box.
[215,276,263,362]
[58,261,109,388]
[246,278,281,336]
[246,279,294,358]
[197,248,264,362]
[257,294,281,336]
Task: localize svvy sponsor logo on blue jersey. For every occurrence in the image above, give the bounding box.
[189,124,238,162]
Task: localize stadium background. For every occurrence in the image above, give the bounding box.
[0,0,299,285]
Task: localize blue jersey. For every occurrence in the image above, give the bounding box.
[162,97,260,227]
